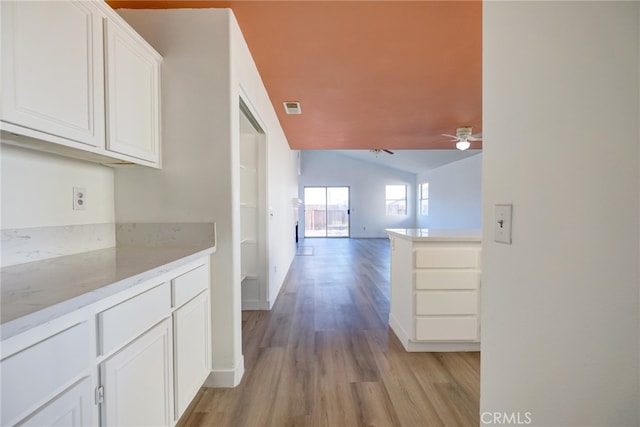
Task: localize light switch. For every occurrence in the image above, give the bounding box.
[494,204,512,244]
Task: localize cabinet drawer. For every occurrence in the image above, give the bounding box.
[1,322,91,426]
[414,249,479,268]
[98,282,170,356]
[173,264,209,308]
[416,317,478,341]
[415,270,479,290]
[416,291,477,315]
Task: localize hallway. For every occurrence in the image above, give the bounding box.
[179,238,480,426]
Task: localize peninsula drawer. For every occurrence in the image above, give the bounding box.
[416,317,478,341]
[414,249,479,269]
[415,291,477,315]
[415,270,480,290]
[1,322,91,426]
[98,281,171,356]
[172,263,209,308]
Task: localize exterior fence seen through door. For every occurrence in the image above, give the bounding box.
[304,187,350,237]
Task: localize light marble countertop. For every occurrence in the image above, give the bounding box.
[385,228,482,242]
[1,243,215,340]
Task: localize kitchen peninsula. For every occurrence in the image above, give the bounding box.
[385,228,481,352]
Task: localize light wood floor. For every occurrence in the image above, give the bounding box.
[179,238,480,426]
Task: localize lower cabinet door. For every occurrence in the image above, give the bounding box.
[18,377,93,427]
[173,291,211,419]
[1,321,91,426]
[100,318,173,426]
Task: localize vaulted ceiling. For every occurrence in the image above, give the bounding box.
[108,1,482,151]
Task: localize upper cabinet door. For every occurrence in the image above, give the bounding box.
[104,17,161,165]
[1,1,105,147]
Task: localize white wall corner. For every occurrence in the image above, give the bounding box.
[204,355,245,388]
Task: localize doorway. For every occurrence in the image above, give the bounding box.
[239,97,268,310]
[304,187,350,237]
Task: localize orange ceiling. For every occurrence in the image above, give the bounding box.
[107,1,482,150]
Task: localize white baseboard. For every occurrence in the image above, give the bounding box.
[241,299,270,311]
[405,340,480,352]
[350,233,388,239]
[204,355,245,387]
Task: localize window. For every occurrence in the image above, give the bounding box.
[419,182,429,216]
[385,185,407,215]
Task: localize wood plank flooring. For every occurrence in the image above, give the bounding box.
[179,238,480,426]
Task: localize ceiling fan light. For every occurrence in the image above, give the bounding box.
[456,140,471,151]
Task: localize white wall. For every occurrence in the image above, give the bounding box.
[299,150,416,238]
[416,153,482,230]
[1,144,114,228]
[114,10,231,225]
[0,144,116,266]
[482,2,639,426]
[115,8,298,387]
[114,9,239,385]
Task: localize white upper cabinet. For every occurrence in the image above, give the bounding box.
[104,16,161,165]
[1,1,105,147]
[0,0,161,168]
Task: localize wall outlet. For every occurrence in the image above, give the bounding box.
[73,187,86,210]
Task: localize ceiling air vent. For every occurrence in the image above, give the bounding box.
[283,101,302,115]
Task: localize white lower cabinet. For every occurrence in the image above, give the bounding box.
[97,282,171,357]
[1,257,212,427]
[18,378,94,427]
[100,318,174,426]
[0,321,92,426]
[388,234,481,352]
[173,291,211,418]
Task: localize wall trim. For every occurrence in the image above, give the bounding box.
[204,355,245,387]
[241,300,270,311]
[350,233,389,239]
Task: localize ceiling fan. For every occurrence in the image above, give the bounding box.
[442,126,482,150]
[370,149,394,156]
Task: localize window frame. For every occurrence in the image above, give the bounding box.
[419,182,429,216]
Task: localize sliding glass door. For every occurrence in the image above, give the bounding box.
[304,187,350,237]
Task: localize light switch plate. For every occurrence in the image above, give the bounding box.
[494,204,512,244]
